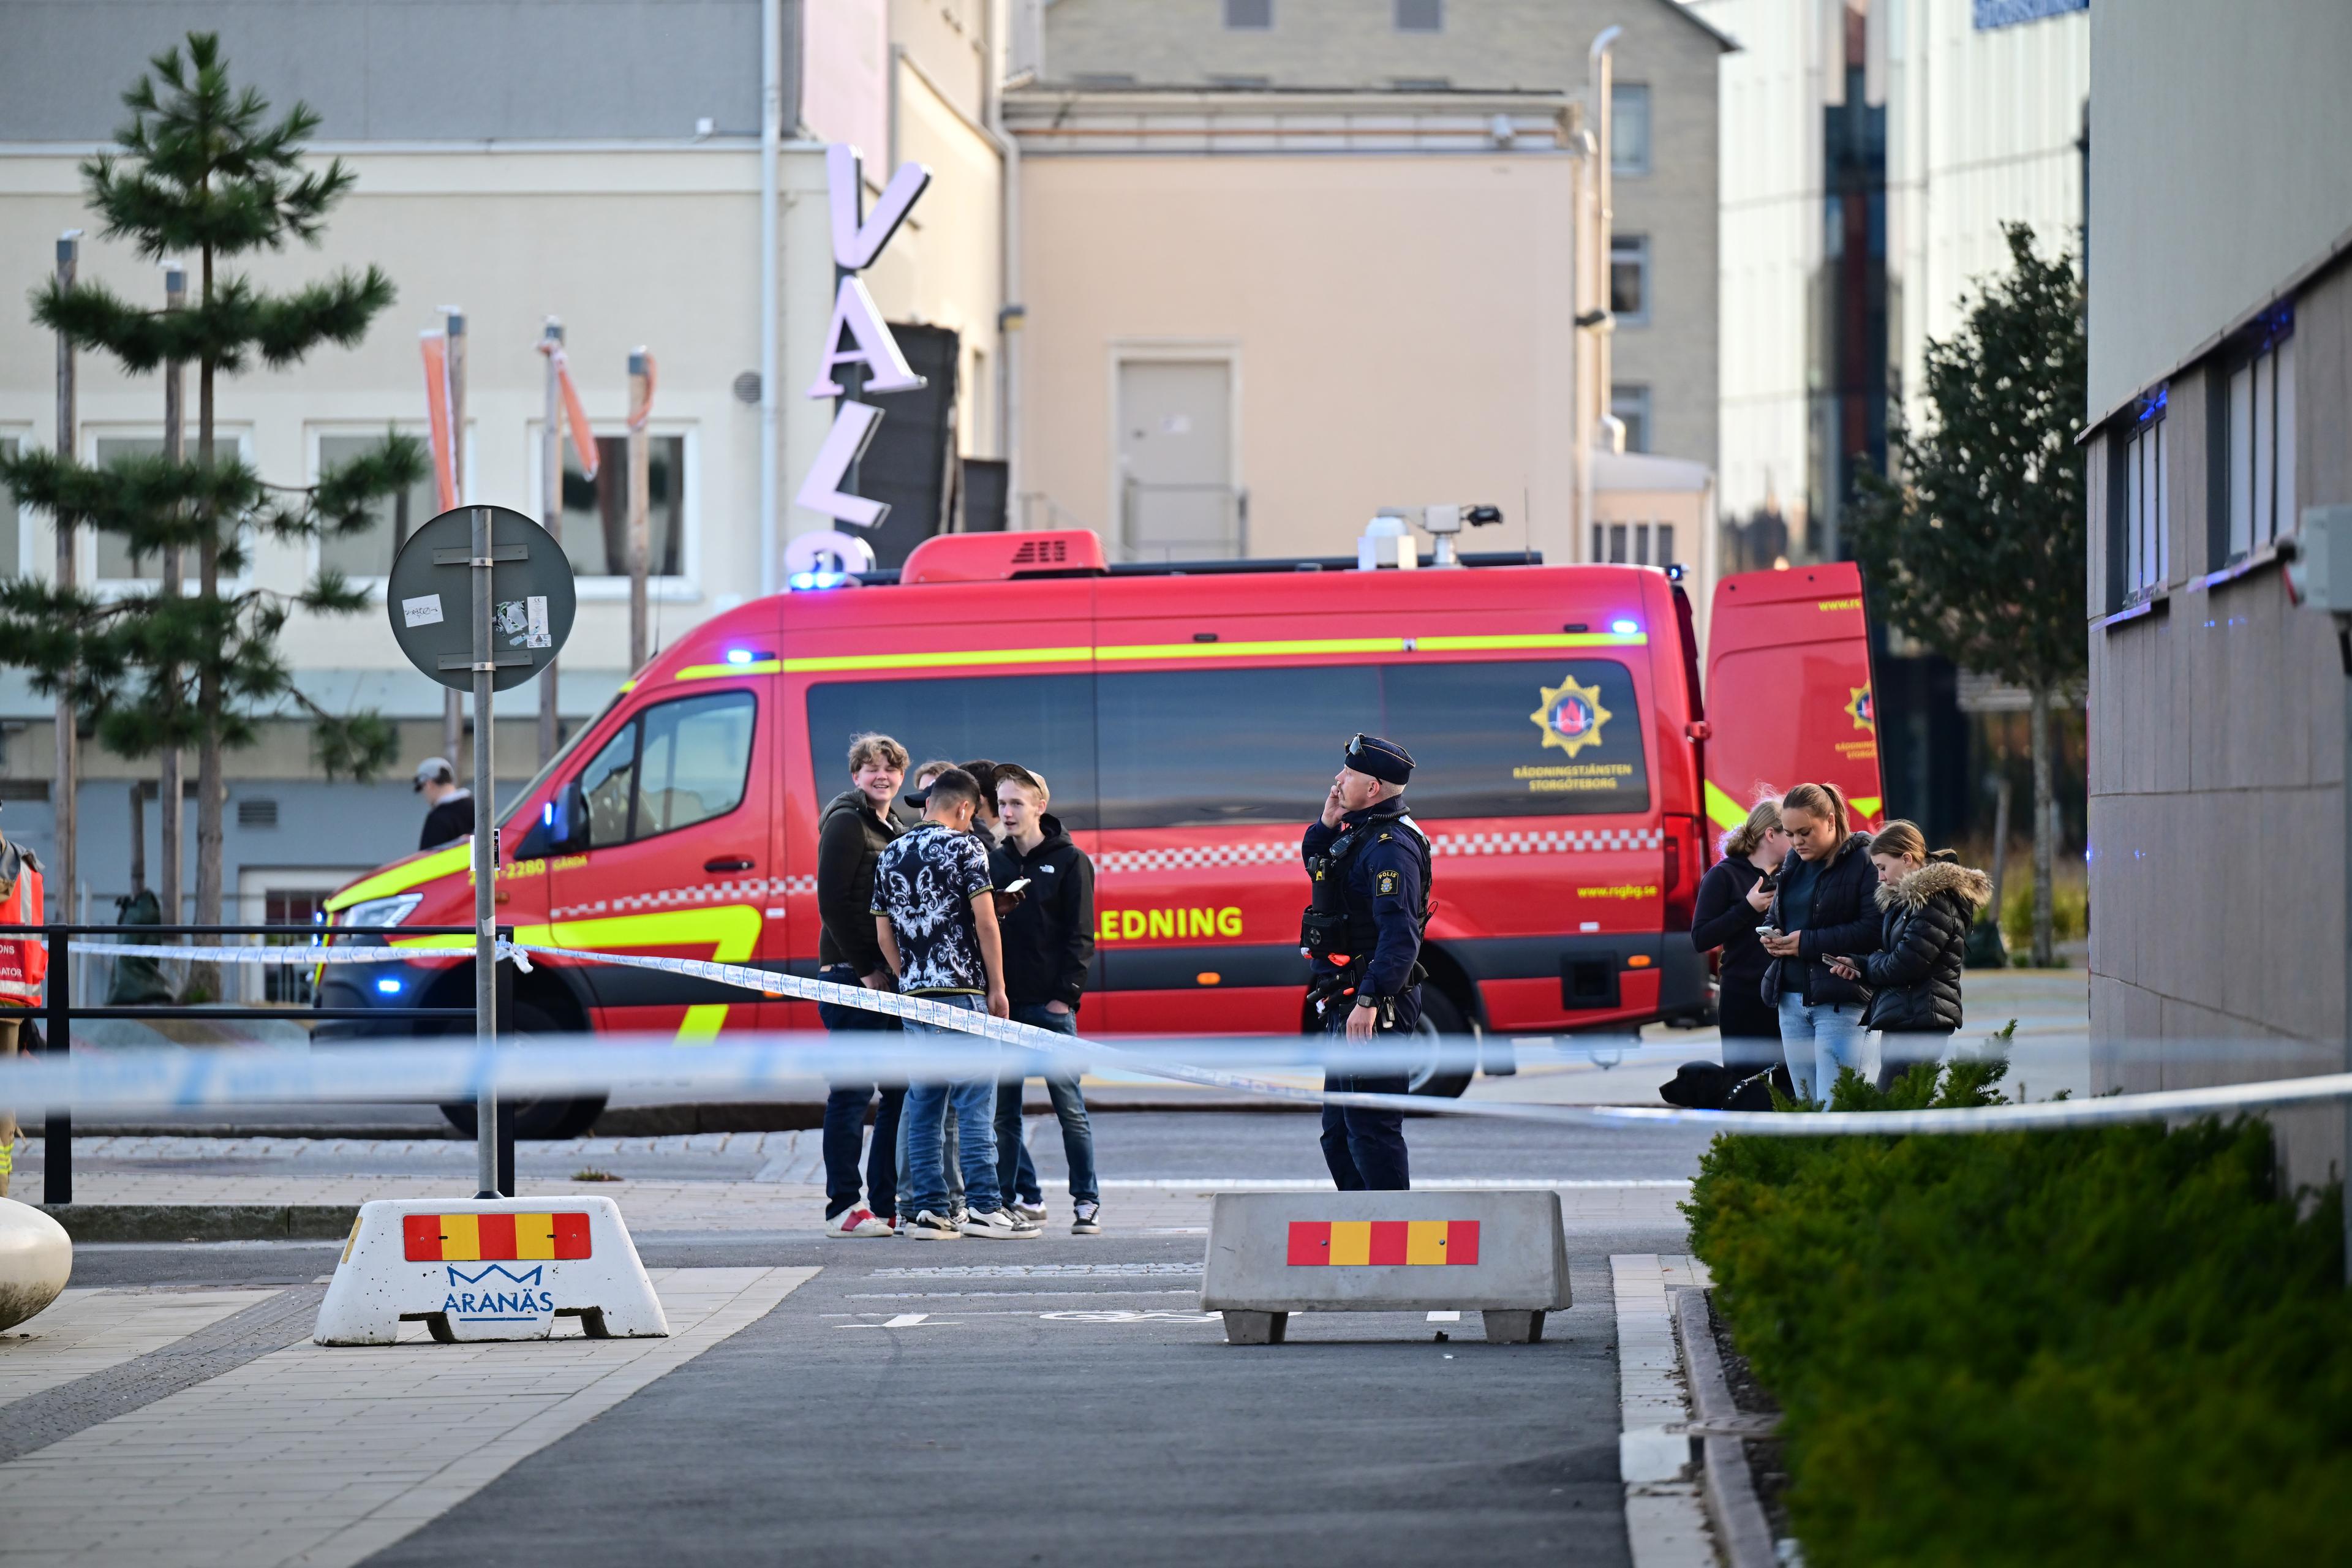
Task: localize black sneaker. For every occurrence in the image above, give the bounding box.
[1071,1202,1102,1235]
[908,1209,963,1240]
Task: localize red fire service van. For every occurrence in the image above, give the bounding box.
[318,529,1881,1134]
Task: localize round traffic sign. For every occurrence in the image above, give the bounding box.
[386,505,577,693]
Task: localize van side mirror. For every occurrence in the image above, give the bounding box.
[513,780,590,860]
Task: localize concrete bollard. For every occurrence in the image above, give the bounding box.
[314,1196,668,1346]
[0,1196,72,1331]
[1200,1190,1570,1345]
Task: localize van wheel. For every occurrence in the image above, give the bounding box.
[439,1000,608,1140]
[1408,989,1476,1099]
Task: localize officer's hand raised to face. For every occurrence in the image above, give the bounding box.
[1321,779,1348,829]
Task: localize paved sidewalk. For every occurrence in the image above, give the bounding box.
[0,1288,279,1404]
[0,1267,814,1567]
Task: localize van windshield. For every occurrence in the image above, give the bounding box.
[807,658,1647,832]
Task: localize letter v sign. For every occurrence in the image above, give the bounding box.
[827,143,933,271]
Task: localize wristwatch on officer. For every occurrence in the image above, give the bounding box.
[1354,995,1380,1011]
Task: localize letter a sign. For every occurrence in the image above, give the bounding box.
[794,144,933,537]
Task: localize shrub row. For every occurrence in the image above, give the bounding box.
[1685,1063,2352,1566]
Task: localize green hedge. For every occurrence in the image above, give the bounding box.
[1686,1064,2352,1566]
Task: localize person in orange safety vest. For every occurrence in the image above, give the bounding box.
[0,826,46,1198]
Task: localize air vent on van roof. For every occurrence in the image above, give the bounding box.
[900,529,1108,585]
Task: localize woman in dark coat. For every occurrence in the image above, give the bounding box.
[1689,798,1789,1074]
[1757,781,1882,1101]
[1829,820,1992,1091]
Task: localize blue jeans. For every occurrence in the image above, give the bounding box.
[902,993,1002,1219]
[993,1003,1098,1207]
[1777,992,1871,1102]
[818,963,903,1220]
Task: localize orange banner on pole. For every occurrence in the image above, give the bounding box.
[556,349,600,480]
[420,330,458,510]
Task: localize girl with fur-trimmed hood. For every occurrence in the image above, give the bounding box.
[1828,820,1992,1090]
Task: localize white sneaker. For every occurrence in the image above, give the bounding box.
[1012,1199,1049,1225]
[961,1207,1042,1239]
[908,1209,963,1240]
[1071,1202,1102,1235]
[824,1207,895,1238]
[948,1204,968,1228]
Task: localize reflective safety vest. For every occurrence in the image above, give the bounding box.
[0,840,47,1005]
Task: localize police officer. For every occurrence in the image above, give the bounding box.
[1300,733,1430,1191]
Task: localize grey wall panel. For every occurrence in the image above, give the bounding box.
[0,1,762,142]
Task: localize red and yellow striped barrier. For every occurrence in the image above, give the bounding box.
[1286,1219,1480,1267]
[402,1212,593,1263]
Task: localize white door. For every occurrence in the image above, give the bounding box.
[1117,360,1237,561]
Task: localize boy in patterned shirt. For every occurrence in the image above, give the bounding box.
[872,767,1038,1239]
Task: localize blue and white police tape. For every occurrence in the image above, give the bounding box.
[20,937,2352,1134]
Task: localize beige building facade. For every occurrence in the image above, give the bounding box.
[0,0,1009,918]
[1010,0,1727,570]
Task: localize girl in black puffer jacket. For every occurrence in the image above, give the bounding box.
[1828,820,1991,1091]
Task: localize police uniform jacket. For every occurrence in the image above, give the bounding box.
[1301,796,1428,1005]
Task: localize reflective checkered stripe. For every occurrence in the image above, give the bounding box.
[1287,1219,1480,1267]
[1098,842,1299,875]
[552,878,795,921]
[1097,828,1659,876]
[1430,828,1662,855]
[402,1212,593,1262]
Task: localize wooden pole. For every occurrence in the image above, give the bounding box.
[627,348,650,671]
[538,318,564,764]
[51,232,78,925]
[443,308,467,767]
[160,262,186,925]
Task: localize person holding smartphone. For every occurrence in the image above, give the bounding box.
[1756,781,1882,1101]
[1687,797,1789,1077]
[987,765,1103,1234]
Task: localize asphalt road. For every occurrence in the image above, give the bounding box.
[62,1112,1702,1564]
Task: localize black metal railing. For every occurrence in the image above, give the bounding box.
[0,922,499,1205]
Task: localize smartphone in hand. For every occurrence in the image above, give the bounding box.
[1003,877,1032,896]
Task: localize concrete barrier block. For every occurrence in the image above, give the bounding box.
[1199,1190,1570,1343]
[313,1196,669,1346]
[0,1197,71,1331]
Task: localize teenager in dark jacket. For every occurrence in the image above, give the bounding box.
[1688,797,1789,1074]
[988,766,1103,1234]
[815,732,913,1237]
[1828,821,1991,1091]
[1757,781,1881,1101]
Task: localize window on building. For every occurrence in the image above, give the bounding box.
[1611,384,1652,454]
[1612,85,1651,175]
[1591,521,1675,569]
[2222,326,2297,561]
[317,431,439,581]
[1224,0,1272,29]
[561,434,685,579]
[2113,399,2168,604]
[0,437,19,573]
[92,436,165,582]
[1610,235,1650,325]
[576,689,756,848]
[1395,0,1442,32]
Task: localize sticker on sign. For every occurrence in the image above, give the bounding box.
[401,594,444,628]
[496,596,554,649]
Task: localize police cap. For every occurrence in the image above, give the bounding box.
[1343,733,1414,786]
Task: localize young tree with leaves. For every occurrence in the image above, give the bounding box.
[0,32,417,981]
[1848,222,2087,968]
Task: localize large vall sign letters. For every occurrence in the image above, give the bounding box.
[793,143,933,564]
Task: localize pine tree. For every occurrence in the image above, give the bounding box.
[0,32,420,986]
[1847,222,2087,968]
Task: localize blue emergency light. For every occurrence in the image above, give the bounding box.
[1611,618,1640,636]
[375,977,403,995]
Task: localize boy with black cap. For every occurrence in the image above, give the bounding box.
[1300,733,1431,1190]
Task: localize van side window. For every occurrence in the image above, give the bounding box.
[1385,659,1649,817]
[578,689,756,846]
[805,675,1097,827]
[1095,660,1648,827]
[1096,666,1380,829]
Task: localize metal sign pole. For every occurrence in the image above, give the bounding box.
[470,505,499,1199]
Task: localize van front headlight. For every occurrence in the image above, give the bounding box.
[339,892,424,929]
